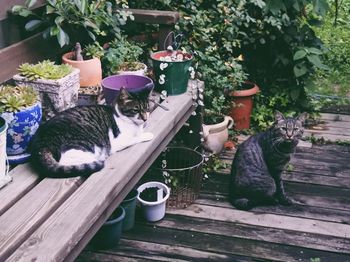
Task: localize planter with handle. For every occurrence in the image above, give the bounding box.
[137,181,170,222]
[229,82,259,130]
[90,206,125,249]
[120,189,139,231]
[202,114,234,154]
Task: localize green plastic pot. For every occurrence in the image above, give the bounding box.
[121,189,138,231]
[90,206,125,249]
[151,51,193,95]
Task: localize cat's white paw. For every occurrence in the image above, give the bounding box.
[141,132,154,142]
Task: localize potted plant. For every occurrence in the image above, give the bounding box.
[120,189,139,231]
[202,112,234,154]
[0,85,42,164]
[151,49,193,95]
[62,42,103,89]
[102,37,146,76]
[228,81,260,130]
[90,206,125,249]
[13,60,78,121]
[137,181,170,222]
[0,116,12,189]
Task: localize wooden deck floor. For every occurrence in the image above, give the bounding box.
[78,114,350,262]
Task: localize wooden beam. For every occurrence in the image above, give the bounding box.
[125,9,179,25]
[0,0,46,21]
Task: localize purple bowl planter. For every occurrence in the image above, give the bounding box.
[102,74,154,105]
[0,102,42,162]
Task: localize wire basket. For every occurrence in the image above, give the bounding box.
[148,147,204,208]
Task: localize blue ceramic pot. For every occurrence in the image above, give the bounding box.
[1,102,42,156]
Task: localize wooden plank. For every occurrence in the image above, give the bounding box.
[0,177,82,261]
[82,239,251,262]
[0,33,60,83]
[124,9,179,25]
[196,194,350,224]
[0,163,40,216]
[124,222,350,262]
[304,131,350,142]
[7,89,195,261]
[320,113,350,122]
[166,204,350,239]
[79,249,160,262]
[306,126,350,137]
[150,214,350,254]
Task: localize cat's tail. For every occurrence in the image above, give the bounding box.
[32,149,104,178]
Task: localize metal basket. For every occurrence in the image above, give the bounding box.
[149,147,204,208]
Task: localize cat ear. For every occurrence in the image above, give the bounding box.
[297,112,308,123]
[118,87,131,103]
[275,111,285,122]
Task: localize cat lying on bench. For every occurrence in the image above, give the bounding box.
[31,87,153,178]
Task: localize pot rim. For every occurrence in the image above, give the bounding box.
[137,181,170,206]
[105,206,125,225]
[62,51,100,64]
[0,117,7,134]
[150,50,193,63]
[230,81,260,97]
[102,74,153,91]
[122,188,139,203]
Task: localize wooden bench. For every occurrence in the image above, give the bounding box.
[0,5,202,261]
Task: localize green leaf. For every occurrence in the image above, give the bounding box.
[307,54,323,68]
[12,6,34,17]
[25,0,37,9]
[25,20,42,31]
[57,27,69,47]
[50,26,59,36]
[87,30,96,41]
[308,47,323,55]
[293,63,308,77]
[313,0,329,16]
[293,50,307,60]
[46,5,55,14]
[290,88,300,100]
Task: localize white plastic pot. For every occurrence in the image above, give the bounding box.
[137,181,170,222]
[0,117,12,189]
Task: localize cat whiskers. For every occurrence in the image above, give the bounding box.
[149,98,169,111]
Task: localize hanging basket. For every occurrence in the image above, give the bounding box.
[148,147,204,208]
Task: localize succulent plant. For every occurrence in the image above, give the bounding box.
[0,85,39,113]
[18,60,73,80]
[83,42,104,60]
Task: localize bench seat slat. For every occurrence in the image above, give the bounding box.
[7,88,196,262]
[0,177,82,260]
[0,164,40,216]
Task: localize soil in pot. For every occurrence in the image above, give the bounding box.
[139,187,166,202]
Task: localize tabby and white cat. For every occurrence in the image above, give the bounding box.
[31,87,153,178]
[229,111,307,210]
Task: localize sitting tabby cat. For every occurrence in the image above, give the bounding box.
[229,111,307,210]
[31,87,153,178]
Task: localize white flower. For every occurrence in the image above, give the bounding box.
[160,63,168,71]
[191,111,197,116]
[167,45,174,51]
[159,74,166,85]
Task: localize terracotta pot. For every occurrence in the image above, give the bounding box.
[229,82,259,130]
[62,52,102,87]
[202,116,234,154]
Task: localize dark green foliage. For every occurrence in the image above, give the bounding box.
[129,0,328,126]
[12,0,133,47]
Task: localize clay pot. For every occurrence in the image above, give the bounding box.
[229,82,259,130]
[202,115,234,154]
[62,52,102,87]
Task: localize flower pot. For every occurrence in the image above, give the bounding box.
[13,69,80,121]
[90,206,125,249]
[117,62,147,76]
[1,101,42,164]
[102,74,154,105]
[229,82,259,130]
[120,189,138,231]
[0,117,12,189]
[62,52,102,87]
[137,181,170,222]
[151,50,193,95]
[203,115,234,154]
